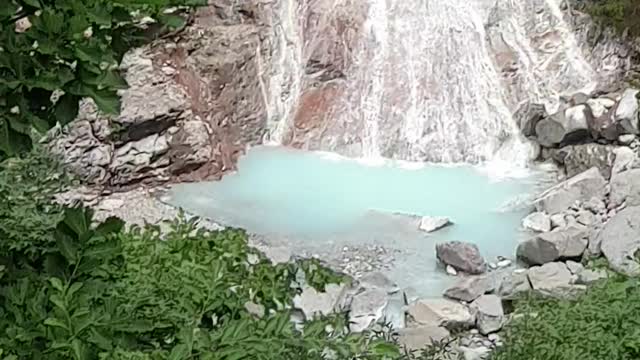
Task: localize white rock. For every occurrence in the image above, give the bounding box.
[444,275,492,302]
[598,206,640,276]
[528,262,587,299]
[550,213,567,229]
[534,167,607,215]
[397,326,450,351]
[446,265,458,276]
[293,283,348,319]
[619,134,637,145]
[419,216,452,233]
[460,346,491,360]
[565,260,584,275]
[522,212,552,232]
[349,288,389,332]
[496,259,512,268]
[615,88,640,134]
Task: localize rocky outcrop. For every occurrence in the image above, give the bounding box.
[436,242,487,275]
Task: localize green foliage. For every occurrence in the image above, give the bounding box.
[583,0,640,36]
[0,0,205,156]
[1,206,435,359]
[491,276,640,360]
[0,147,69,258]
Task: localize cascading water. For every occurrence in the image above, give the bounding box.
[266,0,598,170]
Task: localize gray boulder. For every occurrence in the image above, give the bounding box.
[598,206,640,276]
[612,147,637,176]
[528,262,586,299]
[397,326,450,351]
[471,295,504,335]
[497,270,531,299]
[534,167,607,214]
[550,144,616,180]
[407,298,475,330]
[348,288,389,332]
[522,212,551,232]
[535,105,592,147]
[436,241,486,274]
[610,169,640,207]
[444,275,492,302]
[293,283,348,319]
[614,88,639,134]
[517,225,588,265]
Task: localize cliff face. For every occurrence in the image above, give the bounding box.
[49,0,638,189]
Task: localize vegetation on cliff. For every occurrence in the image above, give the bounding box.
[582,0,640,37]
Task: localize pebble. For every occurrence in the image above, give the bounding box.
[497,259,512,268]
[489,262,498,269]
[446,265,458,276]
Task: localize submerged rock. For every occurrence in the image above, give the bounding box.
[534,167,607,214]
[357,272,399,294]
[436,241,486,274]
[471,295,504,335]
[598,206,640,276]
[517,225,588,265]
[419,216,452,233]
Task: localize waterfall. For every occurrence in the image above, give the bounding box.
[266,0,597,169]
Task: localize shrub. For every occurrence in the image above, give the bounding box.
[491,276,640,360]
[582,0,640,37]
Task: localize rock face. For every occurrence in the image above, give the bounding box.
[419,216,452,233]
[470,295,504,335]
[534,167,607,214]
[517,225,588,265]
[528,262,586,299]
[436,242,486,274]
[598,206,640,276]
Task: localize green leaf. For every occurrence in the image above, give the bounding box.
[169,344,189,360]
[54,94,80,126]
[0,117,32,155]
[20,0,41,8]
[87,328,113,351]
[95,217,125,236]
[63,207,92,236]
[55,229,79,263]
[159,14,186,30]
[90,89,120,115]
[0,2,19,19]
[44,317,70,332]
[48,277,65,292]
[41,10,65,34]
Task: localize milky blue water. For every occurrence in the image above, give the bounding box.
[167,146,538,297]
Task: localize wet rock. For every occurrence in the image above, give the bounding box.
[598,206,640,276]
[522,212,551,232]
[534,167,607,214]
[471,295,504,335]
[293,283,348,319]
[517,225,588,265]
[614,88,639,134]
[408,298,475,330]
[528,262,586,299]
[436,241,486,274]
[419,216,452,233]
[610,169,640,207]
[397,326,450,351]
[444,275,492,302]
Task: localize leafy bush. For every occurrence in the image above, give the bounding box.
[0,0,205,156]
[0,148,69,259]
[582,0,640,37]
[0,207,414,359]
[491,276,640,360]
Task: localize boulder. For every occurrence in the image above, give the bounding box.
[535,109,589,147]
[358,272,399,294]
[497,270,531,300]
[407,298,475,330]
[550,144,616,180]
[294,283,348,319]
[444,275,492,302]
[516,225,588,265]
[576,268,609,285]
[619,134,637,145]
[576,210,596,226]
[565,260,584,275]
[610,169,640,207]
[612,147,637,176]
[598,206,640,276]
[471,295,504,335]
[587,98,611,118]
[583,197,606,214]
[527,262,586,299]
[514,102,546,137]
[534,167,607,214]
[614,88,639,134]
[348,288,389,332]
[419,216,452,233]
[382,292,406,330]
[522,212,551,232]
[550,213,567,229]
[397,326,450,351]
[436,241,486,274]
